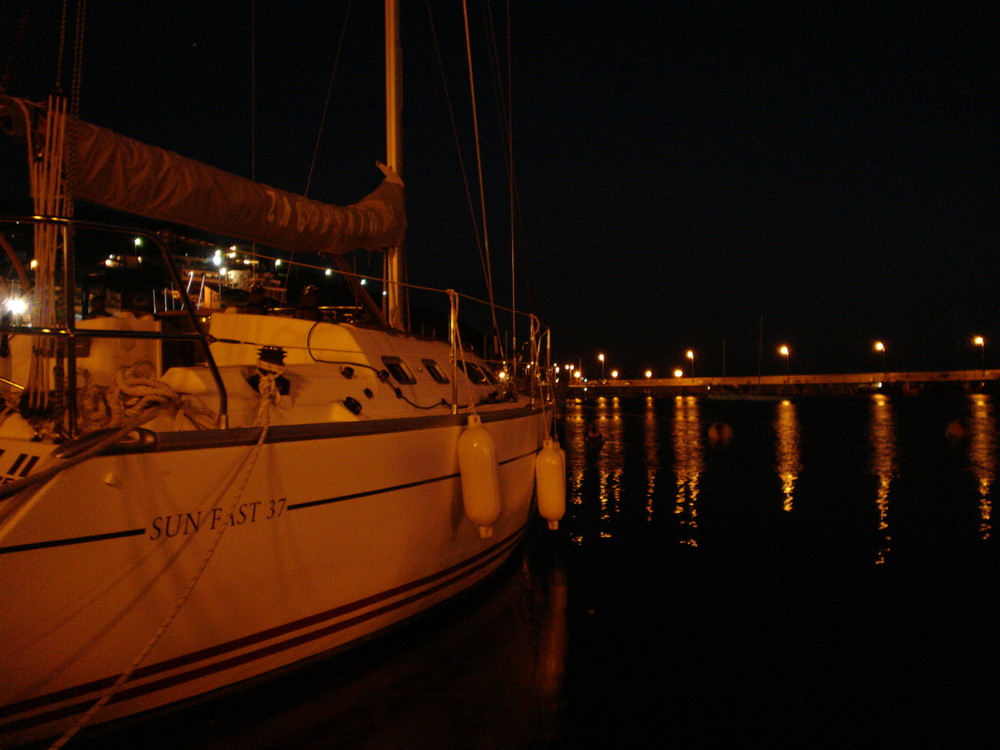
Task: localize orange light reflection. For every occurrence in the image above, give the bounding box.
[967,394,995,540]
[644,396,660,521]
[774,399,801,512]
[594,397,625,537]
[672,396,703,546]
[869,393,897,564]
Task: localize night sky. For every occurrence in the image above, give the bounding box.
[2,2,997,378]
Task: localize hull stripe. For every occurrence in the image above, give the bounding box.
[289,448,537,511]
[0,528,146,555]
[0,525,525,731]
[0,450,538,555]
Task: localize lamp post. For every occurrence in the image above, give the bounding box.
[645,370,652,380]
[874,341,887,379]
[686,350,695,379]
[598,353,605,382]
[778,345,790,382]
[974,336,986,379]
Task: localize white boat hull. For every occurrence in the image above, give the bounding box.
[0,406,545,745]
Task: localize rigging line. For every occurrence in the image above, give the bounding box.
[500,2,519,356]
[479,1,517,356]
[70,0,86,116]
[251,0,256,183]
[47,414,271,750]
[461,0,501,354]
[423,3,485,277]
[55,0,68,92]
[304,0,353,199]
[65,0,86,207]
[504,1,517,358]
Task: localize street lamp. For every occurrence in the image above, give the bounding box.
[674,369,684,378]
[778,345,790,381]
[598,353,605,381]
[686,350,695,378]
[645,370,652,380]
[874,341,887,379]
[974,336,986,379]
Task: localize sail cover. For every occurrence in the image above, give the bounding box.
[3,98,405,254]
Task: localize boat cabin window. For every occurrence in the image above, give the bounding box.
[457,361,489,384]
[421,359,450,384]
[381,356,416,384]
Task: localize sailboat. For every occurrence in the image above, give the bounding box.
[0,3,563,746]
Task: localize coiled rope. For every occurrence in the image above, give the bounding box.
[78,361,218,433]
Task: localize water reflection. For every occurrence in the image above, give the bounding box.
[565,400,588,514]
[869,393,897,564]
[966,394,996,540]
[75,553,566,750]
[562,398,626,542]
[594,397,626,535]
[672,396,703,546]
[643,396,659,521]
[773,399,801,512]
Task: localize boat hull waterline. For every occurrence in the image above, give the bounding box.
[0,405,545,745]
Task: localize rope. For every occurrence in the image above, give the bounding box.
[1,362,217,521]
[77,361,217,433]
[47,371,274,749]
[0,407,152,523]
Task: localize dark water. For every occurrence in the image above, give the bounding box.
[73,394,999,749]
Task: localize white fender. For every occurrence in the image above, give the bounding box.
[535,438,566,530]
[457,413,502,538]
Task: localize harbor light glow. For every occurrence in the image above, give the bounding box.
[4,297,28,315]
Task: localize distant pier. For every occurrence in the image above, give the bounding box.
[566,369,998,398]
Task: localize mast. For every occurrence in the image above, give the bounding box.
[384,0,407,331]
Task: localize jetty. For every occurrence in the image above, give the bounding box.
[566,369,998,398]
